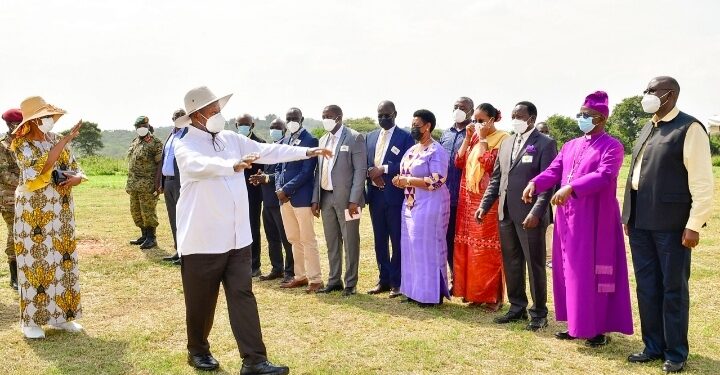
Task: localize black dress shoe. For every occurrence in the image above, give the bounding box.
[585,334,609,347]
[554,331,575,340]
[662,360,685,373]
[187,353,219,371]
[493,310,528,324]
[251,269,262,278]
[526,317,548,331]
[162,252,180,262]
[259,271,283,281]
[240,360,289,375]
[389,287,402,298]
[317,284,344,293]
[341,287,356,297]
[171,258,181,266]
[628,352,664,363]
[367,284,391,294]
[280,275,294,284]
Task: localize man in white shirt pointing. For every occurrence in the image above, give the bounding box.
[173,86,332,375]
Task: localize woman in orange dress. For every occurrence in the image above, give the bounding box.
[452,103,509,311]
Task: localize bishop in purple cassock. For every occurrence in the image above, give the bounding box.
[523,91,633,346]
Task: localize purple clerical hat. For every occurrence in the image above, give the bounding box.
[582,91,609,118]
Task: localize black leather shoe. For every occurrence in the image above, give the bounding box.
[251,269,262,278]
[526,317,548,331]
[367,284,391,294]
[240,360,289,375]
[259,271,283,281]
[628,352,664,363]
[130,228,147,245]
[317,284,344,293]
[187,353,219,371]
[162,252,179,262]
[585,334,609,347]
[341,287,356,297]
[389,287,402,298]
[662,360,685,373]
[493,310,528,324]
[171,258,181,266]
[9,260,18,291]
[554,331,575,340]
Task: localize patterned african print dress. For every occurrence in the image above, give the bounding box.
[399,141,451,304]
[13,134,84,328]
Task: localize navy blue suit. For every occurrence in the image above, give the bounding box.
[365,126,415,288]
[275,128,319,207]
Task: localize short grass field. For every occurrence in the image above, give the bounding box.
[0,162,719,375]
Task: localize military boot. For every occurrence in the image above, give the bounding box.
[130,228,147,245]
[140,227,158,249]
[9,260,18,291]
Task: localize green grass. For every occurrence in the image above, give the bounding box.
[0,166,719,374]
[77,156,128,176]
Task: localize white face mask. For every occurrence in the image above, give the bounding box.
[136,127,149,137]
[641,93,669,114]
[205,113,226,133]
[287,121,301,134]
[453,108,467,123]
[322,118,337,132]
[511,118,529,134]
[38,117,54,134]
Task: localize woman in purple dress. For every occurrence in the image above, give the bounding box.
[392,110,451,307]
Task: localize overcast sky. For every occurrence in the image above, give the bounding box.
[1,0,718,132]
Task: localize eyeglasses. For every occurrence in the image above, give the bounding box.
[642,88,673,95]
[576,113,600,119]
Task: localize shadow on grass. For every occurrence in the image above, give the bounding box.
[26,330,131,375]
[0,298,19,330]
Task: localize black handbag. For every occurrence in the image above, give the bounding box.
[52,169,76,185]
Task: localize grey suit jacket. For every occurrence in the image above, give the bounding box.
[480,129,557,222]
[312,126,368,207]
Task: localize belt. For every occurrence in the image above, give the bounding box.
[164,176,176,181]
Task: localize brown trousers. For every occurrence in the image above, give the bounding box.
[181,246,267,365]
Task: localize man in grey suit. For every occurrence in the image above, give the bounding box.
[477,101,557,332]
[311,105,368,296]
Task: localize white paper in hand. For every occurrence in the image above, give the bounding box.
[344,207,361,221]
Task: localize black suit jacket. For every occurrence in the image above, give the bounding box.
[480,129,557,222]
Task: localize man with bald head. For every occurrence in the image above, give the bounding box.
[276,108,324,292]
[365,100,414,297]
[236,114,266,277]
[313,104,368,296]
[535,122,550,136]
[250,119,295,282]
[623,76,713,373]
[439,96,474,280]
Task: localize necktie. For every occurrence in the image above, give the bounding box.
[512,135,522,164]
[321,135,336,189]
[374,130,388,167]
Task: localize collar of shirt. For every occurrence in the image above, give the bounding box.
[380,125,395,137]
[652,106,680,126]
[328,125,345,141]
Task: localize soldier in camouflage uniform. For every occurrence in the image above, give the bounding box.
[126,116,163,249]
[0,109,21,290]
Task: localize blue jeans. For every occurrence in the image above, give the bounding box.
[628,225,691,363]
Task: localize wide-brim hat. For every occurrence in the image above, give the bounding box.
[14,96,66,134]
[174,86,232,128]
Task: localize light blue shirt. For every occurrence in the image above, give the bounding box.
[162,129,181,176]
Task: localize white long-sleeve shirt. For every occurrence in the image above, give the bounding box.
[174,125,309,256]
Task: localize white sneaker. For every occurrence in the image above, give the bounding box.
[22,326,45,339]
[53,321,83,332]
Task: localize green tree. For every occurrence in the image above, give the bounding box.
[345,117,378,134]
[310,127,325,139]
[62,121,104,156]
[545,114,581,149]
[607,95,650,153]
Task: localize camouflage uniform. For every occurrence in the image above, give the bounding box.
[126,134,163,229]
[0,133,19,263]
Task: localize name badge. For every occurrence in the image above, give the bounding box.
[340,145,349,152]
[293,139,301,146]
[521,155,533,163]
[391,146,400,155]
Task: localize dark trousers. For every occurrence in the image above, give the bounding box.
[163,177,180,249]
[262,205,294,276]
[368,197,402,288]
[248,192,263,272]
[446,205,458,272]
[181,246,267,364]
[498,214,548,318]
[628,225,691,363]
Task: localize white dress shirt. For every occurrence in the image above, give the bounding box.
[374,125,395,173]
[321,125,344,191]
[511,127,536,163]
[174,125,310,256]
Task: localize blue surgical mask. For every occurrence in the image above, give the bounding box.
[577,117,595,134]
[269,129,283,142]
[237,125,251,136]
